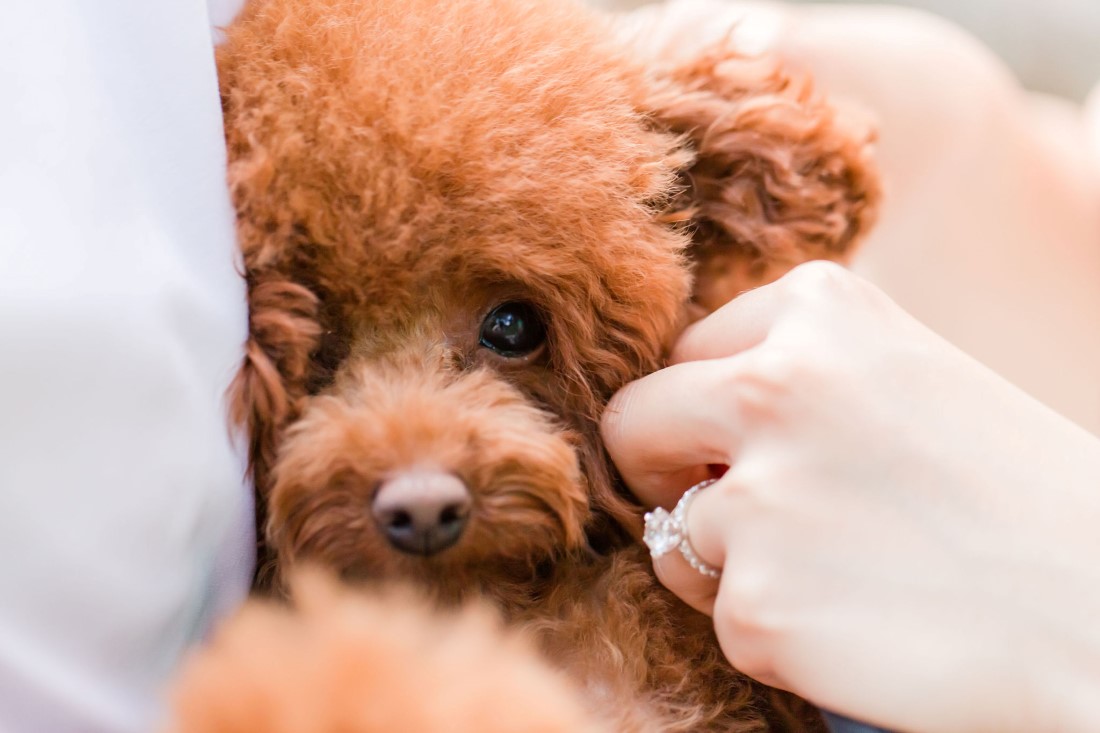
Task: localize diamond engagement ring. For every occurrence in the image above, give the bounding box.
[643,479,721,579]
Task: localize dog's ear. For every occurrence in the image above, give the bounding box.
[645,46,880,312]
[228,274,322,493]
[219,45,325,495]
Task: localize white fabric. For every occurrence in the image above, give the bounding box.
[208,0,247,43]
[0,0,253,731]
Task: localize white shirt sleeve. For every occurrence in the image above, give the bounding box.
[0,1,254,731]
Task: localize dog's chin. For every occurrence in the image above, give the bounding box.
[336,550,560,606]
[276,514,579,605]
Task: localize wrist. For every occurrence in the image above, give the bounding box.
[1026,643,1100,733]
[939,405,1100,732]
[1011,427,1100,732]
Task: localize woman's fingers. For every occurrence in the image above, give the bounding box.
[646,474,791,693]
[671,261,856,365]
[651,539,720,616]
[601,358,743,509]
[605,263,854,510]
[670,278,785,365]
[647,475,737,616]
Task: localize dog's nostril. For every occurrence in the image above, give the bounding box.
[371,471,472,556]
[438,503,464,526]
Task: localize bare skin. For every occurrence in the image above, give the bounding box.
[602,262,1100,733]
[604,10,1100,728]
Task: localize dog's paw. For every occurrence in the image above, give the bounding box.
[164,572,608,733]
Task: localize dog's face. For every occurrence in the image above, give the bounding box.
[218,0,878,596]
[260,149,692,591]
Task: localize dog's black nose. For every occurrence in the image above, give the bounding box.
[371,471,472,555]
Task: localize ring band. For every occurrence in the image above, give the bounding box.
[643,479,721,579]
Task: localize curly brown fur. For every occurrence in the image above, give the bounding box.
[210,0,879,730]
[168,573,610,733]
[649,50,880,309]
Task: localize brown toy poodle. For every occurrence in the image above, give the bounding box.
[174,0,879,729]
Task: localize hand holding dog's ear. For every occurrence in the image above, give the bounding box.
[603,262,1100,733]
[627,1,880,310]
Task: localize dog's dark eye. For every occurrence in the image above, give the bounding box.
[478,302,546,357]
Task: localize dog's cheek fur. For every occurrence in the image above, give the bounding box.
[267,362,587,592]
[647,49,881,309]
[531,282,691,538]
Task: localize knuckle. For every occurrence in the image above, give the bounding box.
[781,260,854,302]
[786,258,846,284]
[724,348,805,415]
[717,566,774,630]
[713,585,778,680]
[745,345,805,385]
[734,654,777,687]
[720,644,772,682]
[712,563,783,677]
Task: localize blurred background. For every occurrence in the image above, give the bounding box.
[590,0,1100,100]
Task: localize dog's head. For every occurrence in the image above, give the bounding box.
[218,0,878,596]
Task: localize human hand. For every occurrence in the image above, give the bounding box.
[616,0,1100,435]
[601,262,1100,733]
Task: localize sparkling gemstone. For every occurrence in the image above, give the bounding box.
[643,508,683,556]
